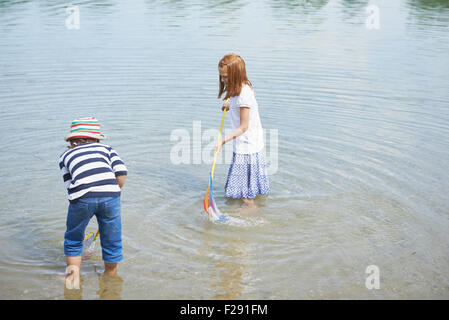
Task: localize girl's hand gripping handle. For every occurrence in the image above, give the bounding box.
[222,100,230,112]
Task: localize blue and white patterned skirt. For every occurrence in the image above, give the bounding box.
[225,151,270,199]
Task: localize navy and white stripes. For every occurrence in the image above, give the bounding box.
[59,142,127,202]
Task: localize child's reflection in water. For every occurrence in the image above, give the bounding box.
[96,272,124,300]
[63,268,124,300]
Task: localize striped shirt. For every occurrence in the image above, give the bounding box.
[59,142,127,202]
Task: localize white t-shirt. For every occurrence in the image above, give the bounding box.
[228,84,264,154]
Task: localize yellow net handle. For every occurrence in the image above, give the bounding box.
[211,99,228,178]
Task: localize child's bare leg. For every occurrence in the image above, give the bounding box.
[242,198,255,206]
[65,256,81,289]
[240,198,259,214]
[104,262,118,276]
[67,256,82,269]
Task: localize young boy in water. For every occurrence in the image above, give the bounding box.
[59,117,127,288]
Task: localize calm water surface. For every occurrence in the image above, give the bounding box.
[0,0,448,299]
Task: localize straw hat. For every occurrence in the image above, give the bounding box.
[65,117,106,141]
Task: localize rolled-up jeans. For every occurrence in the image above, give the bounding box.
[64,197,123,263]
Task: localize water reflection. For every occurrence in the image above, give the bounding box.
[406,0,449,25]
[0,0,31,25]
[268,0,329,29]
[63,269,124,300]
[408,0,449,10]
[200,224,249,300]
[0,0,31,8]
[210,240,248,300]
[63,279,83,300]
[146,0,244,10]
[36,0,117,9]
[204,0,246,12]
[270,0,329,12]
[340,0,369,9]
[340,0,370,22]
[96,273,124,300]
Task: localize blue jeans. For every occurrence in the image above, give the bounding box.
[64,197,123,263]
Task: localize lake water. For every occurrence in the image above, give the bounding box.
[0,0,448,299]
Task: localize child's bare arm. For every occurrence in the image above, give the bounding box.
[224,107,250,142]
[116,175,127,189]
[215,107,250,153]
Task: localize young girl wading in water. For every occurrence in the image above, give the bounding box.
[215,53,270,209]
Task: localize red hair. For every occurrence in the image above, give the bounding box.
[218,53,252,100]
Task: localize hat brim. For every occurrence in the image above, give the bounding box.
[65,132,106,141]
